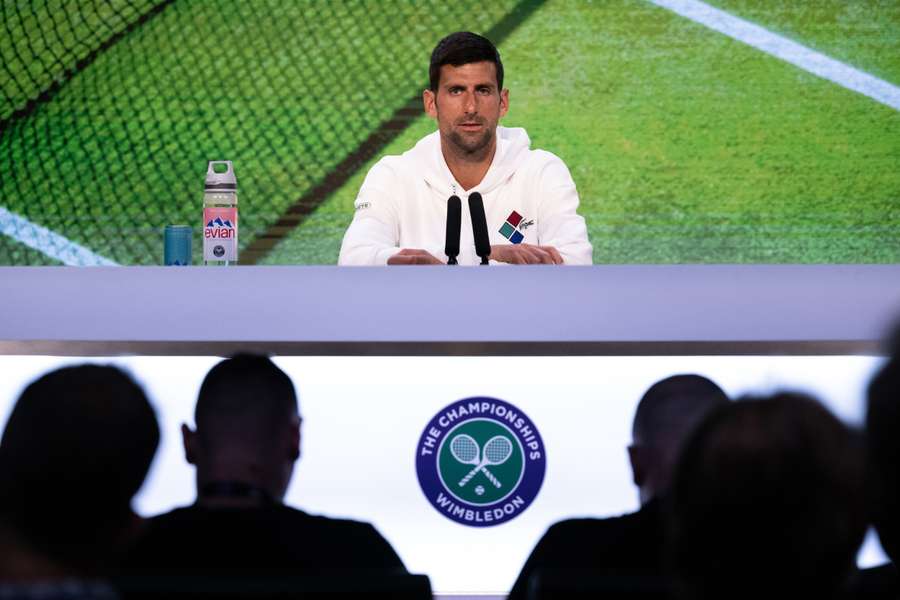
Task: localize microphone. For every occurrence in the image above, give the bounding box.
[444,195,461,265]
[468,192,491,265]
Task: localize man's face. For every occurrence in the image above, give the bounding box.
[424,61,509,157]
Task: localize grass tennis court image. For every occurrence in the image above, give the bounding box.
[1,0,898,265]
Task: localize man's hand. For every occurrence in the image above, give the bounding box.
[490,244,563,265]
[387,248,444,265]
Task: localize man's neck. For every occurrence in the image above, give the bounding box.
[441,137,497,192]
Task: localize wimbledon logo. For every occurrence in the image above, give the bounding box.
[416,397,545,527]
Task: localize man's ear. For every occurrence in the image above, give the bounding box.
[499,88,509,118]
[289,416,301,461]
[628,445,646,488]
[423,88,437,119]
[181,423,198,465]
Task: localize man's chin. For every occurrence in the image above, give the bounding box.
[448,130,493,156]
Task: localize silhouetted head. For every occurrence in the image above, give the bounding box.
[628,374,729,504]
[0,364,159,575]
[670,392,866,599]
[867,342,900,563]
[183,354,300,505]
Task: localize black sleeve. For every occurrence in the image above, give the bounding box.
[350,523,408,572]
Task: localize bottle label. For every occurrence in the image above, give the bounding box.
[203,207,238,261]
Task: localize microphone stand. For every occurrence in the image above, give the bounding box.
[468,192,491,265]
[445,195,462,265]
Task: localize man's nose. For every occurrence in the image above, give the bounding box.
[463,91,477,113]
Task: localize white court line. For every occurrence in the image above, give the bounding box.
[0,206,118,266]
[649,0,900,112]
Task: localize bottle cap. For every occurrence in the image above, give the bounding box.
[205,160,237,191]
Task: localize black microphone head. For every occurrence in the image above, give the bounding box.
[445,195,462,262]
[468,192,491,260]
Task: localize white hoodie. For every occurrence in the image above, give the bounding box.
[338,126,592,265]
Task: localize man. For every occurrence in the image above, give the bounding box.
[669,393,866,599]
[507,374,728,600]
[0,364,159,597]
[124,354,406,574]
[339,31,592,266]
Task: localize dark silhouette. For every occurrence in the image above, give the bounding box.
[856,330,900,597]
[669,392,866,600]
[123,354,406,575]
[868,348,900,563]
[508,374,728,600]
[0,364,159,591]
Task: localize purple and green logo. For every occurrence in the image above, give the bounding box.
[416,397,545,527]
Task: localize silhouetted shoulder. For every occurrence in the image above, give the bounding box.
[282,508,407,570]
[507,503,665,600]
[536,508,663,569]
[536,518,612,554]
[123,505,406,574]
[851,562,898,600]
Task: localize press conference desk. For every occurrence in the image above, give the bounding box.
[2,265,899,356]
[1,265,898,599]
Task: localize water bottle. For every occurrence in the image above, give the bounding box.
[203,160,238,266]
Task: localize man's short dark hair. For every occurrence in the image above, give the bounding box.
[632,374,729,447]
[429,31,503,92]
[0,364,159,566]
[195,354,298,451]
[670,392,866,599]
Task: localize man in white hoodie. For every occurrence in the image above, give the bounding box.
[339,31,592,266]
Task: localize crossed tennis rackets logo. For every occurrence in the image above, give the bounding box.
[416,397,546,527]
[449,433,513,488]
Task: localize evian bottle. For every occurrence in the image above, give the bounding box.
[203,160,238,266]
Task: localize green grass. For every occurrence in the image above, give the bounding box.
[705,0,900,84]
[261,117,438,265]
[0,235,61,266]
[0,0,518,265]
[266,0,900,264]
[2,0,899,265]
[1,0,158,120]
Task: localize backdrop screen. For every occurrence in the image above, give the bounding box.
[0,354,890,594]
[1,1,898,265]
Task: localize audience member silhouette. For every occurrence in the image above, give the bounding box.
[123,354,406,575]
[857,333,900,597]
[0,364,159,597]
[507,374,729,600]
[669,392,866,600]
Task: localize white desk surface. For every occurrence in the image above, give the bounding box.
[1,265,899,355]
